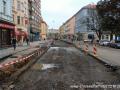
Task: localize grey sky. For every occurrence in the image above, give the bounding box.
[41,0,100,29]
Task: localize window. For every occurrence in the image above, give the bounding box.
[25,8,27,15]
[17,16,20,24]
[17,1,20,10]
[3,1,6,14]
[13,15,14,22]
[32,16,34,19]
[21,17,24,25]
[106,35,109,39]
[21,2,24,12]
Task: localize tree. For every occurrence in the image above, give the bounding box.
[96,0,120,41]
[86,4,102,40]
[76,32,83,41]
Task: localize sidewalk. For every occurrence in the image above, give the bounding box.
[86,44,120,66]
[62,39,120,67]
[0,41,43,60]
[74,41,120,66]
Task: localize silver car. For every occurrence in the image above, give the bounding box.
[99,40,110,46]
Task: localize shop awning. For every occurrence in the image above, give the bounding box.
[22,31,28,37]
[15,29,28,37]
[0,23,15,29]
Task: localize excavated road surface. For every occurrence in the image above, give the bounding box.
[12,40,120,90]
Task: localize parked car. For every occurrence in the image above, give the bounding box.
[99,40,110,46]
[109,41,120,49]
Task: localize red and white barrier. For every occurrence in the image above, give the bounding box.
[93,44,97,56]
[0,52,36,69]
[84,43,89,54]
[0,47,47,74]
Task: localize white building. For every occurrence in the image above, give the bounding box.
[75,4,98,41]
[47,29,59,39]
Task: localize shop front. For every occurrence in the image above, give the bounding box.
[30,29,39,41]
[0,22,15,48]
[15,29,28,41]
[15,28,28,46]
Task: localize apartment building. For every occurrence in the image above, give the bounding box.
[47,29,59,39]
[75,4,98,41]
[0,0,14,48]
[59,25,65,39]
[63,16,75,40]
[40,20,48,40]
[28,0,41,41]
[12,0,29,44]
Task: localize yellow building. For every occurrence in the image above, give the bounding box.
[59,25,65,39]
[12,0,29,44]
[40,20,48,40]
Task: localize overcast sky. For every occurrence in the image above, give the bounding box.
[41,0,100,29]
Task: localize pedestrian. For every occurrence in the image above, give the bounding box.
[12,37,17,50]
[26,38,29,45]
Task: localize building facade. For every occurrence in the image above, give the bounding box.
[12,0,29,45]
[75,4,98,41]
[63,16,75,40]
[59,25,65,39]
[28,0,41,41]
[40,20,48,40]
[0,0,15,48]
[47,29,59,39]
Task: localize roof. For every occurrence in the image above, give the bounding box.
[84,3,96,9]
[60,3,96,28]
[75,3,96,16]
[41,20,48,26]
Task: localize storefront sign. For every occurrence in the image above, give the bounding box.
[0,23,14,29]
